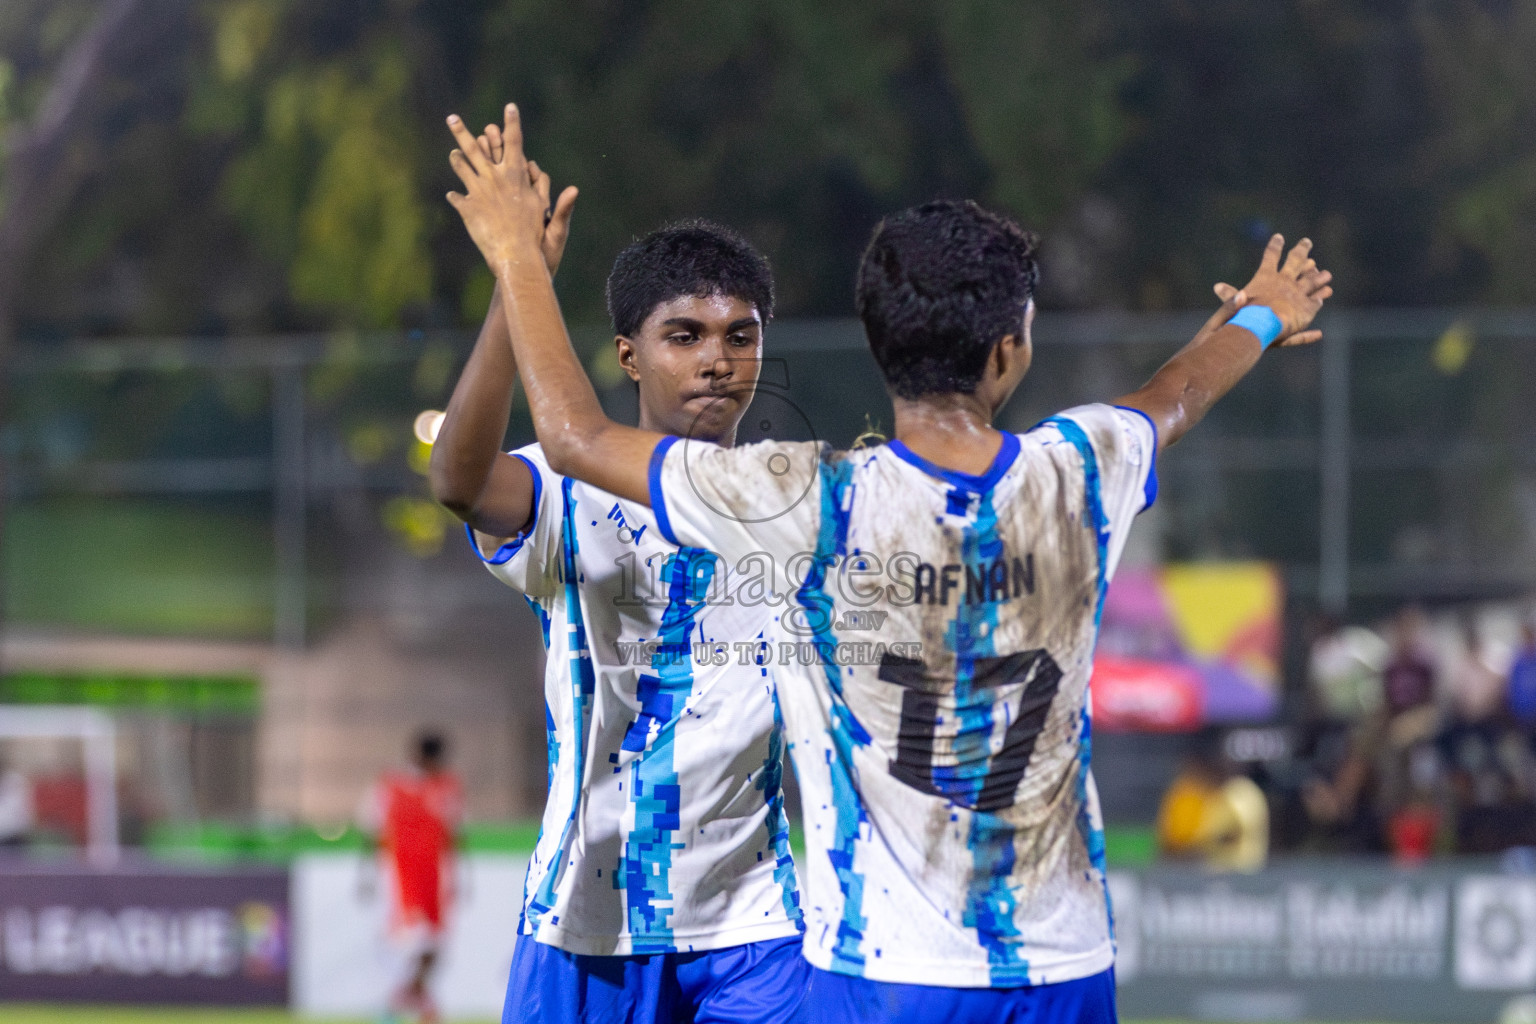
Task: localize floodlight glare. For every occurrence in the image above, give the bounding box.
[413,409,445,445]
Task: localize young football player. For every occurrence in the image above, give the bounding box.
[443,103,1330,1023]
[359,732,464,1024]
[431,124,804,1024]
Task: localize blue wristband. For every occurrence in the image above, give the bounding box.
[1229,305,1284,349]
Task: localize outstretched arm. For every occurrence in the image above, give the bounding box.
[1117,235,1333,450]
[430,120,579,536]
[444,103,660,506]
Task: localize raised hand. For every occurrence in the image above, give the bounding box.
[472,116,578,276]
[446,103,577,277]
[1120,233,1338,447]
[531,160,579,276]
[1214,235,1334,347]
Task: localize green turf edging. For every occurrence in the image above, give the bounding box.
[145,821,544,862]
[146,819,1153,867]
[1104,824,1157,867]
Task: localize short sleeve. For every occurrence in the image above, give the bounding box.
[648,436,825,567]
[1049,404,1158,581]
[466,443,561,599]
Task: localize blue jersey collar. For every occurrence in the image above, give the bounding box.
[886,431,1021,493]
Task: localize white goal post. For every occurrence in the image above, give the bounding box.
[0,705,118,865]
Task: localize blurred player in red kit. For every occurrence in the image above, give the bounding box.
[360,731,464,1024]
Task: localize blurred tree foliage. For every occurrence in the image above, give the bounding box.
[190,1,435,328]
[5,0,1536,339]
[0,0,168,345]
[1415,0,1536,303]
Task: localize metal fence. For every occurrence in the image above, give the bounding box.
[5,307,1535,651]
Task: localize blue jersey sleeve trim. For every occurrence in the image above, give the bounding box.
[648,435,682,546]
[1044,416,1110,617]
[1112,405,1160,512]
[886,431,1021,493]
[465,452,543,565]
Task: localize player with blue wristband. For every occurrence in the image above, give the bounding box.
[442,102,1333,1024]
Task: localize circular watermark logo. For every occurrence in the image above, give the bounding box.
[681,371,820,526]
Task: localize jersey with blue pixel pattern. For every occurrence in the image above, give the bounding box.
[471,443,801,956]
[648,404,1156,987]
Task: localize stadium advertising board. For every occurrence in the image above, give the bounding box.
[1112,863,1536,1022]
[292,853,523,1019]
[0,861,288,1004]
[1094,561,1282,730]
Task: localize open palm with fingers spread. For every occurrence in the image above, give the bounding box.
[445,103,577,279]
[1213,235,1334,347]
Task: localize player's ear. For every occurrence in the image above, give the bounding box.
[615,335,642,383]
[986,332,1031,415]
[992,332,1028,382]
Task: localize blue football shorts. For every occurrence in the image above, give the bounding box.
[789,965,1117,1024]
[502,933,809,1024]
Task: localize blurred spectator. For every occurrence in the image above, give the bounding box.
[1444,728,1536,853]
[1374,609,1451,857]
[1386,742,1443,862]
[0,757,33,851]
[1509,621,1536,731]
[1204,770,1270,872]
[1157,733,1269,871]
[1157,743,1222,861]
[1277,604,1536,859]
[1382,606,1439,747]
[1299,722,1383,855]
[1446,616,1506,735]
[1307,615,1387,726]
[1434,615,1536,854]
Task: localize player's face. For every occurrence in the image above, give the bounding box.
[617,293,763,445]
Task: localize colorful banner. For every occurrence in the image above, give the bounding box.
[1093,562,1282,730]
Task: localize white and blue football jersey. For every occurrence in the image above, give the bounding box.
[648,404,1156,987]
[472,443,801,956]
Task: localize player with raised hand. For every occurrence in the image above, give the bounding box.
[444,102,1330,1023]
[433,111,806,1024]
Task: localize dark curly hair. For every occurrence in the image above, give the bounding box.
[606,220,775,337]
[856,200,1040,400]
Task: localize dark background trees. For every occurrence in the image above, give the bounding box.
[7,0,1536,345]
